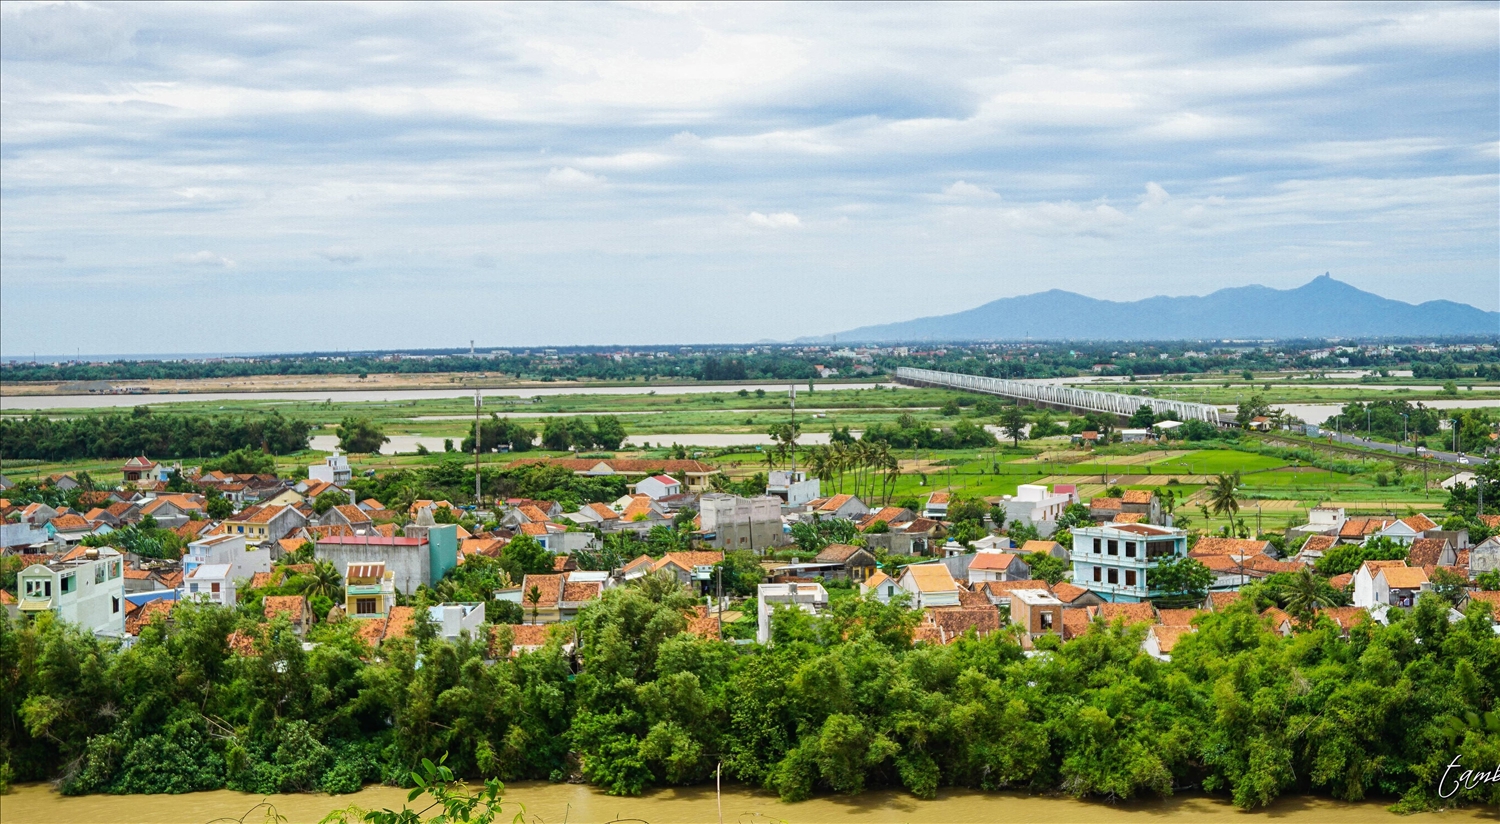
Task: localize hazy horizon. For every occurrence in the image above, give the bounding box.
[3,2,1496,355]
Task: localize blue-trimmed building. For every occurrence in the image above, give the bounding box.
[1070,522,1189,603]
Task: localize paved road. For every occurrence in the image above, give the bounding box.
[1319,430,1472,467]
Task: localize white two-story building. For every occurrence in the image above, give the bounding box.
[17,547,127,636]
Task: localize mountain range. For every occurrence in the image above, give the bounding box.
[818,275,1498,342]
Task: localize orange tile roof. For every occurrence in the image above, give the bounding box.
[1206,591,1242,611]
[814,544,867,564]
[1061,607,1092,640]
[561,581,602,603]
[1049,582,1090,603]
[360,498,387,510]
[517,505,551,523]
[1111,513,1148,524]
[1378,566,1429,589]
[1121,490,1154,505]
[816,494,855,512]
[1339,518,1391,538]
[1401,513,1438,532]
[1466,591,1500,612]
[125,599,175,635]
[1407,538,1450,569]
[49,514,92,531]
[585,502,619,520]
[332,504,371,523]
[1316,606,1372,630]
[652,551,724,573]
[1328,572,1354,590]
[1090,497,1124,510]
[1149,624,1194,653]
[1191,538,1273,557]
[902,564,957,593]
[969,552,1020,571]
[519,523,550,537]
[1020,540,1063,556]
[683,605,721,639]
[1300,535,1338,554]
[923,608,1001,643]
[621,496,660,521]
[520,574,564,608]
[1091,602,1156,626]
[927,492,950,504]
[1156,608,1205,627]
[491,623,553,657]
[263,595,307,624]
[0,590,13,605]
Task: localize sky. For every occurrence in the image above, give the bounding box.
[2,1,1497,356]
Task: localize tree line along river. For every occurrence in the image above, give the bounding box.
[2,782,1489,824]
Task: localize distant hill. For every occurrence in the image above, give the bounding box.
[821,275,1498,342]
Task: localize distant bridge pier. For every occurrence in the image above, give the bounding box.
[894,367,1223,426]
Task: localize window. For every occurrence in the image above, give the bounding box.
[356,597,377,615]
[211,582,220,594]
[1107,540,1118,556]
[112,596,120,614]
[110,560,121,579]
[96,564,107,584]
[1146,540,1176,559]
[1125,570,1136,586]
[189,583,200,593]
[60,574,75,594]
[1092,538,1102,554]
[1107,568,1118,584]
[1093,566,1101,582]
[1125,541,1136,558]
[1040,612,1054,630]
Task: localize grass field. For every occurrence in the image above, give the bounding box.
[2,381,1472,540]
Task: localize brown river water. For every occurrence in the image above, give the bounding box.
[3,782,1493,824]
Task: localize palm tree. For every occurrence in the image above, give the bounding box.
[300,560,342,601]
[1207,473,1241,520]
[1282,568,1337,619]
[525,584,542,624]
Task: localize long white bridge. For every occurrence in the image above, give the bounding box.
[895,367,1223,425]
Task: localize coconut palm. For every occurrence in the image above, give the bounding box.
[300,560,342,601]
[1207,473,1241,519]
[1282,567,1338,619]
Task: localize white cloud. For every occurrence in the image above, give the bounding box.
[940,180,999,200]
[173,251,235,267]
[545,166,606,187]
[316,247,362,264]
[745,211,801,229]
[1139,182,1170,209]
[1,2,1495,350]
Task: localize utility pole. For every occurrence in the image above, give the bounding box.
[474,389,482,510]
[789,385,797,476]
[715,565,723,640]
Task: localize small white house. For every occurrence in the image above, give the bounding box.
[185,563,235,606]
[184,534,270,582]
[860,571,900,603]
[309,448,353,485]
[757,582,828,644]
[897,563,960,609]
[427,603,485,640]
[766,470,821,507]
[634,474,682,500]
[1351,560,1420,609]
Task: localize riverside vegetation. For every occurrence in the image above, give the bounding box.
[2,576,1497,813]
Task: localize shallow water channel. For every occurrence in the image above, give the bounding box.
[2,782,1488,824]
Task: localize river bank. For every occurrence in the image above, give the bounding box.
[2,782,1490,824]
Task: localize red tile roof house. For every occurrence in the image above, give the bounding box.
[806,494,871,522]
[965,552,1032,585]
[263,595,312,635]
